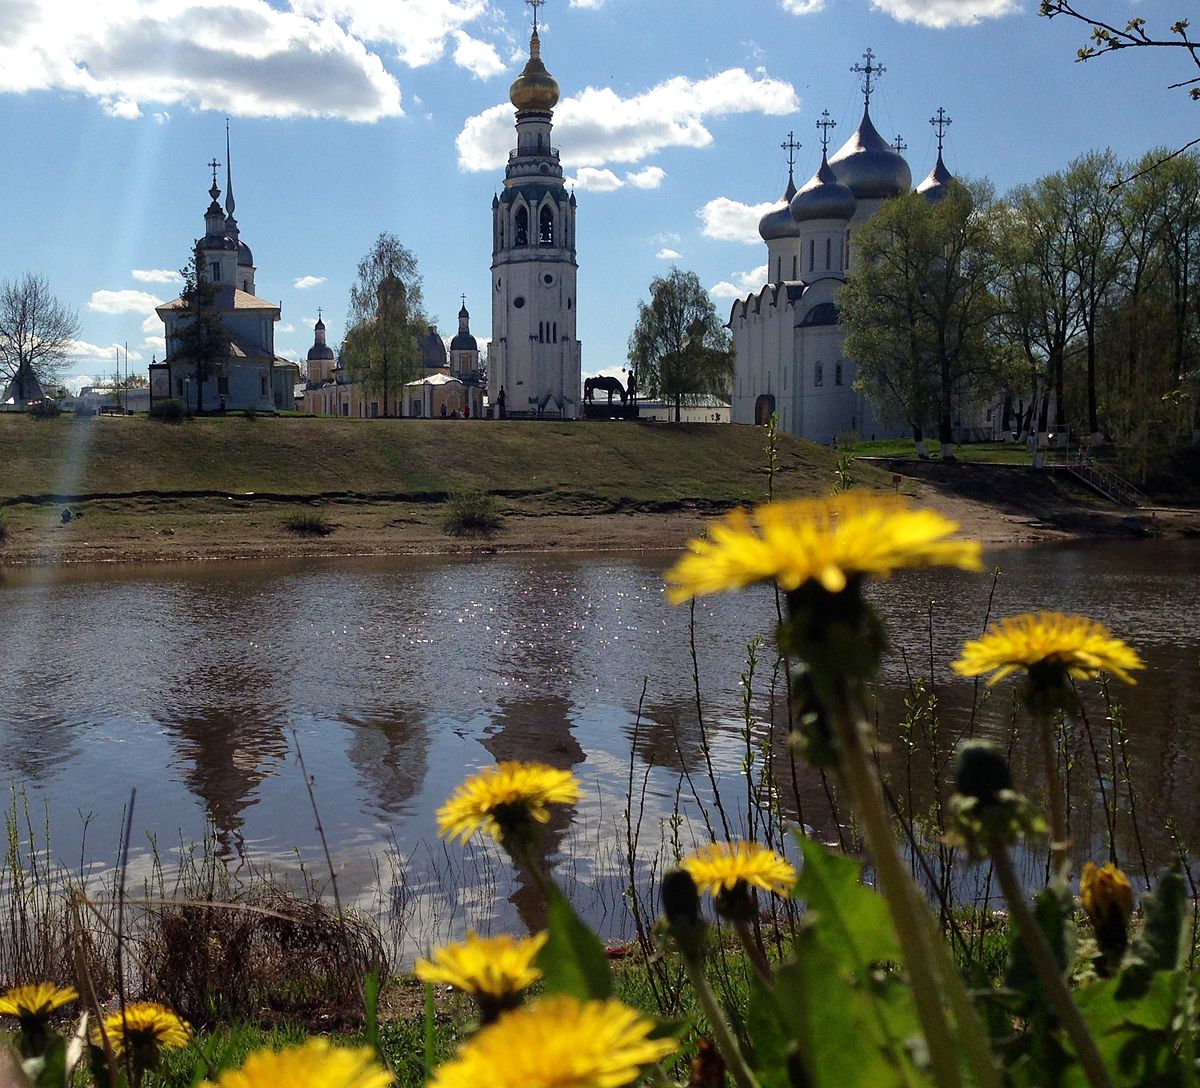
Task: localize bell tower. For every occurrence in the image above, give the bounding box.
[487,0,581,419]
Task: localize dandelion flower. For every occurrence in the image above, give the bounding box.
[429,994,676,1088]
[200,1039,392,1088]
[1080,861,1134,930]
[93,1001,191,1060]
[0,982,78,1019]
[437,762,581,846]
[681,841,797,899]
[665,493,982,603]
[952,612,1144,687]
[415,931,546,1019]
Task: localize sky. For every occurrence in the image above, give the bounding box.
[2,0,1196,391]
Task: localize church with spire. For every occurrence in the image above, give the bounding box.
[149,125,299,413]
[730,50,959,442]
[487,0,582,419]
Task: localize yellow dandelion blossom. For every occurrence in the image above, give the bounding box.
[200,1039,392,1088]
[665,493,982,603]
[415,931,546,1001]
[1080,861,1134,927]
[437,762,581,845]
[93,1001,191,1058]
[681,841,797,898]
[429,994,676,1088]
[952,612,1144,687]
[0,983,78,1019]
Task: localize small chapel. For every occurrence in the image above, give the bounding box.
[729,51,958,443]
[149,130,299,413]
[486,2,582,420]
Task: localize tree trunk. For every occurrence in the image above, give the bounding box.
[674,394,681,424]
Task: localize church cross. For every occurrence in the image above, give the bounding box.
[525,0,544,31]
[780,130,801,174]
[317,306,323,321]
[461,293,467,308]
[892,134,907,153]
[850,48,885,109]
[929,106,952,152]
[207,158,221,185]
[816,109,837,154]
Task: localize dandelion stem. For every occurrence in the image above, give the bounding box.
[733,916,774,985]
[990,841,1113,1088]
[829,694,963,1088]
[1037,711,1069,879]
[677,946,759,1088]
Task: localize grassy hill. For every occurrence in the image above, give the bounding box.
[0,414,866,507]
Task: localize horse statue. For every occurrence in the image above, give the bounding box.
[584,375,626,404]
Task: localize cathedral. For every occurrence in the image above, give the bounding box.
[729,52,956,443]
[486,10,582,420]
[149,130,299,413]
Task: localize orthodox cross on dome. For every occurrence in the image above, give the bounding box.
[317,306,323,321]
[526,0,544,31]
[816,109,837,154]
[892,133,907,153]
[780,130,801,178]
[207,158,221,185]
[461,293,468,308]
[850,47,885,109]
[929,106,952,153]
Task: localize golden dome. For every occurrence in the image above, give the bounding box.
[509,31,559,113]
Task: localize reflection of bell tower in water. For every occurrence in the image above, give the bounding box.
[488,0,581,419]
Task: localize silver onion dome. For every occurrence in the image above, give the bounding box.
[758,176,801,241]
[916,151,954,203]
[790,154,856,223]
[828,107,911,199]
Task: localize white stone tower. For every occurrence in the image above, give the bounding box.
[487,2,581,419]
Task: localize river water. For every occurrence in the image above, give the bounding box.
[1,539,1197,956]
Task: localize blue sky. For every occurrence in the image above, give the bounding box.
[2,0,1194,390]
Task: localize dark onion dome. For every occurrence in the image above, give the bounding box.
[509,30,559,113]
[790,153,857,223]
[828,107,912,200]
[237,240,254,266]
[450,331,478,351]
[758,176,801,241]
[307,341,335,361]
[916,151,954,204]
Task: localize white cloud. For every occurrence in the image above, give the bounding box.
[0,0,404,122]
[278,322,296,333]
[457,67,799,171]
[452,30,505,79]
[697,197,778,244]
[293,275,327,289]
[780,0,825,13]
[655,248,681,260]
[277,347,300,361]
[87,289,163,314]
[141,313,162,335]
[132,268,182,284]
[870,0,1018,26]
[569,166,623,191]
[142,336,166,354]
[626,165,665,189]
[710,265,769,299]
[67,339,124,363]
[64,372,102,394]
[569,0,606,8]
[152,110,170,123]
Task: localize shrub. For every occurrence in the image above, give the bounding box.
[282,511,334,536]
[441,489,503,537]
[28,400,61,419]
[150,398,186,423]
[243,406,258,421]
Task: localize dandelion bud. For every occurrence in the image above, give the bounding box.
[661,868,701,925]
[954,740,1012,807]
[1080,861,1133,974]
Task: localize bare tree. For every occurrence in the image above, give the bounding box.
[0,274,79,402]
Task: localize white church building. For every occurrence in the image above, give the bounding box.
[487,15,582,420]
[730,52,956,443]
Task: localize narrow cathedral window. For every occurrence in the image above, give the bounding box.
[552,322,557,342]
[776,257,781,283]
[515,207,529,246]
[815,362,824,387]
[825,238,832,270]
[808,239,814,272]
[539,206,555,245]
[792,256,797,279]
[835,362,843,386]
[210,261,221,281]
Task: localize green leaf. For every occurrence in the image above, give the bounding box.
[33,1035,65,1088]
[363,970,381,1054]
[423,981,437,1076]
[745,973,795,1088]
[1119,867,1187,998]
[536,886,614,1000]
[1005,883,1074,1011]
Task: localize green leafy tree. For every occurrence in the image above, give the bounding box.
[840,181,1005,457]
[175,242,228,415]
[627,268,733,423]
[0,273,79,403]
[342,233,427,417]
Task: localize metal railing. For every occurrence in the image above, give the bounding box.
[1062,450,1149,508]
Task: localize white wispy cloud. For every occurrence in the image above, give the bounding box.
[293,275,327,289]
[87,289,163,314]
[569,167,623,191]
[870,0,1019,26]
[141,313,161,334]
[132,268,182,284]
[626,165,666,189]
[67,339,126,362]
[710,265,768,299]
[0,0,405,122]
[143,336,166,353]
[697,197,777,244]
[278,322,296,333]
[457,67,799,171]
[452,30,505,79]
[655,248,681,260]
[780,0,825,13]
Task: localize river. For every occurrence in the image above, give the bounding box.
[1,538,1197,956]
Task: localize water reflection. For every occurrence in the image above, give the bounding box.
[0,538,1197,952]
